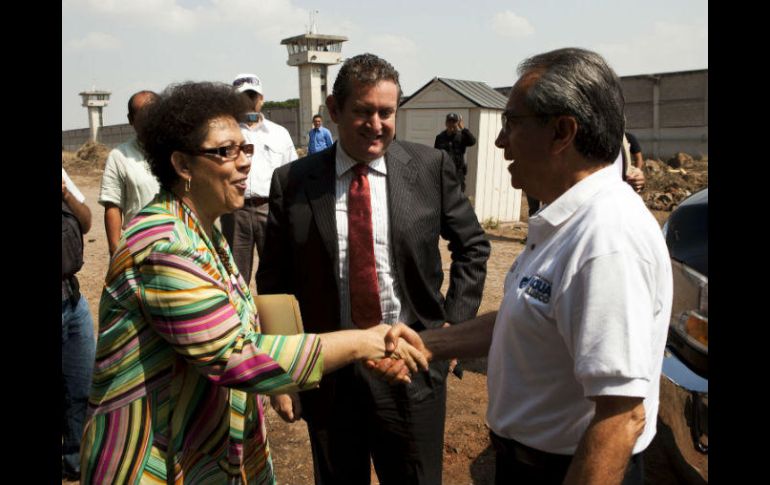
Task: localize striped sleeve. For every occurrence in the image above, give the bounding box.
[138,239,323,395]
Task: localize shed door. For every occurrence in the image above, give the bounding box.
[403,109,470,148]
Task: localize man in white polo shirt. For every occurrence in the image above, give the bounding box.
[99,90,159,256]
[376,47,672,485]
[220,73,297,284]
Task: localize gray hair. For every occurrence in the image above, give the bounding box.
[518,48,625,163]
[332,53,401,109]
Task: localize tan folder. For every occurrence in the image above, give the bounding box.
[254,294,305,335]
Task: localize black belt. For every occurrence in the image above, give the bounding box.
[490,431,572,468]
[489,430,643,469]
[244,197,268,206]
[62,275,81,304]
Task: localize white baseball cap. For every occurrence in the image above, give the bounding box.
[233,73,263,95]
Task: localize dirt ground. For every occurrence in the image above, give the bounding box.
[62,152,707,484]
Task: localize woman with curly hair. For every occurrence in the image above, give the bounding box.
[79,81,425,484]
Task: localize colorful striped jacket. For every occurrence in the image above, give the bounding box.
[81,190,324,484]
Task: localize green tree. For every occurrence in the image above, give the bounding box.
[263,98,299,109]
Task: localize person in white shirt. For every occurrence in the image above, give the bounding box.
[376,47,673,485]
[220,73,297,284]
[98,90,159,255]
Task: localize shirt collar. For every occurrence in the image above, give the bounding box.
[531,163,620,230]
[335,141,387,178]
[240,116,269,133]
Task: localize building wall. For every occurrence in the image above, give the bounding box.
[62,108,304,152]
[397,81,522,223]
[262,107,301,147]
[622,70,708,159]
[62,124,135,151]
[471,109,520,223]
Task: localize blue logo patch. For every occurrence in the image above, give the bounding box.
[520,274,552,303]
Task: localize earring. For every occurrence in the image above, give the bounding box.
[185,177,191,192]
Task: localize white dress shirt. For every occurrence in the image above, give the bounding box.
[334,143,414,329]
[241,117,298,198]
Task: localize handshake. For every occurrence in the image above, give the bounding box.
[363,323,433,384]
[270,322,434,423]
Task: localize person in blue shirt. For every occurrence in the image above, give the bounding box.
[307,114,334,154]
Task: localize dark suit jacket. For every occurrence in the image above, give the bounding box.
[257,140,490,335]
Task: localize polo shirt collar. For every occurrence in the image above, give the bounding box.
[529,163,618,234]
[335,141,387,178]
[240,117,269,133]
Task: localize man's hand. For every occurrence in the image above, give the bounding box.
[625,166,645,193]
[366,323,431,384]
[270,393,302,423]
[442,322,458,375]
[367,323,429,373]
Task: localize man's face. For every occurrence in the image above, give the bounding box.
[244,91,264,112]
[313,117,322,129]
[495,72,557,197]
[327,80,398,163]
[445,120,459,132]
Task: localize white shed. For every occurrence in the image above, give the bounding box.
[396,77,521,223]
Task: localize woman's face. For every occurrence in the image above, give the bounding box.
[187,116,251,222]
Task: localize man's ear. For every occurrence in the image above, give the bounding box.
[551,115,578,155]
[326,95,340,123]
[170,151,192,183]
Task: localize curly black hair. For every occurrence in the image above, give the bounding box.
[137,81,250,190]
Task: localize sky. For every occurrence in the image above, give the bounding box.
[62,0,708,130]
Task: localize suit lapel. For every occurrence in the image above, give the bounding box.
[306,144,340,266]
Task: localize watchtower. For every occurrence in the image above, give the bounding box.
[281,30,347,146]
[79,89,111,143]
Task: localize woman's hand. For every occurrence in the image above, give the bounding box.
[270,393,302,423]
[364,323,429,383]
[369,324,428,371]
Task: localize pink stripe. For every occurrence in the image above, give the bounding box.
[98,334,141,368]
[155,305,235,335]
[219,354,280,385]
[93,408,124,483]
[184,389,225,449]
[292,342,314,379]
[126,225,168,247]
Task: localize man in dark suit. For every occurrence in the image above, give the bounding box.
[257,53,490,484]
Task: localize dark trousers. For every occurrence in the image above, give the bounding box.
[454,159,468,193]
[458,167,467,193]
[490,431,644,485]
[302,360,449,485]
[220,197,268,285]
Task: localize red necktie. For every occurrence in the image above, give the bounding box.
[348,163,382,328]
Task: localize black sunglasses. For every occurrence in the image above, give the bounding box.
[192,143,254,160]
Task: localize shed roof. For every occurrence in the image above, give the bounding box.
[401,77,508,109]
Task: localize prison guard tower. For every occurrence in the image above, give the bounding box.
[79,89,111,143]
[281,29,347,147]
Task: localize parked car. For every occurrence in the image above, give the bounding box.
[647,188,708,484]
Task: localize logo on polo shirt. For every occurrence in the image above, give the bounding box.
[519,274,552,303]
